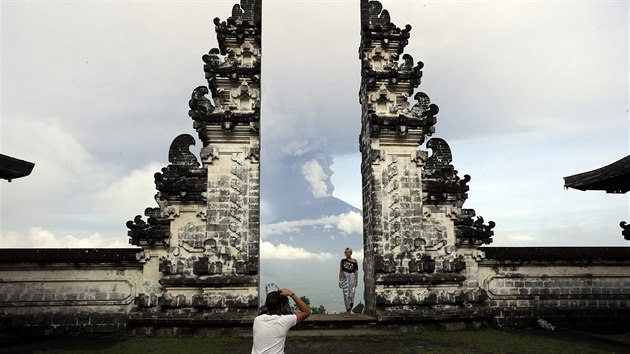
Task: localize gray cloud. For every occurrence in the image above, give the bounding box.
[1,1,627,250]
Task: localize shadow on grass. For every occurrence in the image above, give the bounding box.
[3,329,623,354]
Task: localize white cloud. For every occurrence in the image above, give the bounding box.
[335,211,363,235]
[351,248,364,263]
[506,234,536,243]
[93,161,163,224]
[262,211,363,238]
[260,241,333,262]
[1,227,128,248]
[301,159,330,198]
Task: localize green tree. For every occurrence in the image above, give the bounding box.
[312,305,326,314]
[298,296,326,314]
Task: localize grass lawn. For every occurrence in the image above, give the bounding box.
[25,329,620,354]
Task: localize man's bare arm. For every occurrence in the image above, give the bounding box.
[279,288,311,323]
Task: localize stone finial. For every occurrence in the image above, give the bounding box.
[213,0,261,55]
[359,0,412,64]
[196,0,261,136]
[230,0,259,22]
[214,0,261,24]
[425,138,452,168]
[363,0,412,34]
[368,1,391,28]
[412,92,438,118]
[168,134,200,167]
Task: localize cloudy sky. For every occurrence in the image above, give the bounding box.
[1,0,628,309]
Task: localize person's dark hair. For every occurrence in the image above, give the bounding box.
[265,291,289,314]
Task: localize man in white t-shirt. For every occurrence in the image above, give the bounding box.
[251,287,311,354]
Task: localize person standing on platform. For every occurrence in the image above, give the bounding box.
[339,247,359,318]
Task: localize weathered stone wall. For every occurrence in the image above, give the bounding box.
[477,247,630,328]
[0,249,143,333]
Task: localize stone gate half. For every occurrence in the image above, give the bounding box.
[126,0,262,321]
[359,0,494,320]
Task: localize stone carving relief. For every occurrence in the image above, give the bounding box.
[233,41,260,67]
[419,221,447,250]
[368,84,400,116]
[366,47,397,71]
[159,255,196,275]
[620,221,630,241]
[455,209,495,246]
[201,145,220,163]
[179,222,207,252]
[230,81,259,112]
[363,89,437,142]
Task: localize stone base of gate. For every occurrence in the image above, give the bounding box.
[374,306,495,324]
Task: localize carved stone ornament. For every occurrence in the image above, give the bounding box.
[230,81,259,111]
[362,54,424,91]
[455,209,496,246]
[360,0,411,56]
[189,86,215,120]
[213,0,261,55]
[422,138,470,205]
[154,134,207,202]
[126,213,170,247]
[203,48,260,84]
[368,1,392,28]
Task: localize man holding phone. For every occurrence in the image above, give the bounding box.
[251,288,311,354]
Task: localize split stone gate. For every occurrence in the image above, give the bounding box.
[1,0,629,333]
